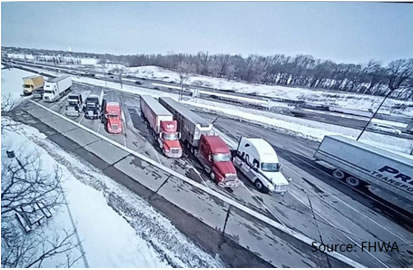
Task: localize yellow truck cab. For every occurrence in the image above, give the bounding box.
[22,75,45,95]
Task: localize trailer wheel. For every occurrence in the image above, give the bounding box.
[332,169,346,180]
[254,180,264,191]
[345,176,361,187]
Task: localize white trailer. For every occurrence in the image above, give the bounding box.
[43,75,72,102]
[140,95,173,134]
[314,135,413,213]
[233,137,289,193]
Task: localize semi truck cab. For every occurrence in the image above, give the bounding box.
[234,137,289,193]
[104,102,122,134]
[158,120,182,158]
[197,135,240,188]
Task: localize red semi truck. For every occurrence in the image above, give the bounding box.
[103,102,123,134]
[159,97,240,188]
[140,95,182,158]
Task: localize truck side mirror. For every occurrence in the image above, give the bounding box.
[208,155,212,162]
[159,132,164,139]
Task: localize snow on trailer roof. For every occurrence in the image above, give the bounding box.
[326,135,413,166]
[49,75,71,83]
[23,75,42,80]
[159,97,211,127]
[140,95,172,116]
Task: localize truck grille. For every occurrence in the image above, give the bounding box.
[225,174,237,181]
[171,148,180,154]
[275,184,288,192]
[111,124,118,130]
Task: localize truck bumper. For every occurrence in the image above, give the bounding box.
[164,150,182,158]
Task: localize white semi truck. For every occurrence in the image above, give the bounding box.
[314,135,413,214]
[233,137,289,193]
[43,75,72,102]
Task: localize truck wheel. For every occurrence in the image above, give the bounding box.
[210,171,216,182]
[346,176,361,187]
[254,180,264,191]
[332,169,346,180]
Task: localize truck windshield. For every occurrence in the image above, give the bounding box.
[213,153,231,162]
[23,84,32,88]
[108,113,119,118]
[162,132,178,140]
[44,90,53,94]
[261,163,280,172]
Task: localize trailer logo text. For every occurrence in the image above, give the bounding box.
[371,166,413,193]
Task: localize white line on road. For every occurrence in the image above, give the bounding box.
[29,99,366,268]
[78,114,84,124]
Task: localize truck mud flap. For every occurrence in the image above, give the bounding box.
[218,179,242,188]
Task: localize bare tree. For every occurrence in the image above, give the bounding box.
[387,59,413,91]
[1,143,82,267]
[1,95,21,134]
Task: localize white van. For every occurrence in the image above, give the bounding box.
[234,137,289,193]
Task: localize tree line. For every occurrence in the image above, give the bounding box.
[99,53,413,101]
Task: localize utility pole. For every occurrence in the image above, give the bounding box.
[356,88,395,141]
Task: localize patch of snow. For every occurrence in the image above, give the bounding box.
[1,68,39,110]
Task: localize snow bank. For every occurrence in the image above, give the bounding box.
[1,68,38,110]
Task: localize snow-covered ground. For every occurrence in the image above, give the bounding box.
[96,65,413,117]
[1,119,223,267]
[6,53,98,66]
[1,68,35,110]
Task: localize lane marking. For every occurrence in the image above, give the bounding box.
[289,190,390,268]
[28,99,366,268]
[78,114,84,124]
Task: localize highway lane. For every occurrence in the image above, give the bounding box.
[28,80,413,267]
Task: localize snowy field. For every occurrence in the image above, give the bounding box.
[1,68,35,110]
[6,53,98,65]
[1,119,223,267]
[3,67,412,154]
[100,65,413,117]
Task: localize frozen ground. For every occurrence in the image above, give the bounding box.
[1,118,223,267]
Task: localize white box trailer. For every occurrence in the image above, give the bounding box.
[314,135,413,213]
[140,95,174,134]
[43,75,72,102]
